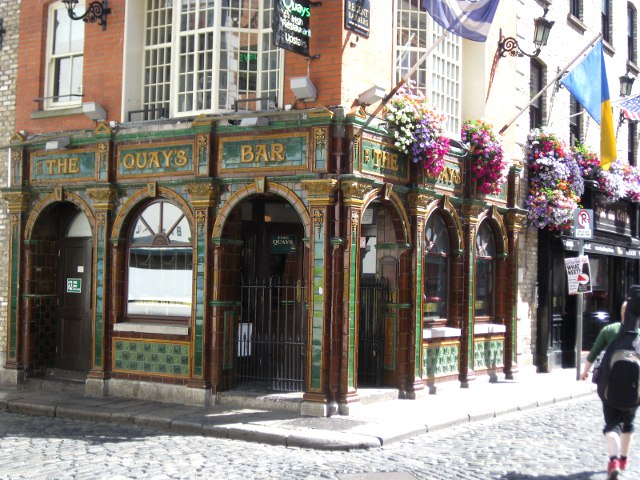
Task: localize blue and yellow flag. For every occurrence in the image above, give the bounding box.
[561,39,616,169]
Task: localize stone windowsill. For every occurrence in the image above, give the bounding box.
[474,323,506,335]
[113,322,189,336]
[423,327,462,339]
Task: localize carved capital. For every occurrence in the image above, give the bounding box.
[341,181,372,206]
[87,187,118,210]
[408,192,434,214]
[505,211,527,231]
[461,202,485,223]
[185,182,218,208]
[302,179,338,205]
[1,191,30,212]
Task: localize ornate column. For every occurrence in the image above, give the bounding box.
[338,180,372,410]
[504,211,526,379]
[460,202,484,387]
[185,182,217,391]
[85,187,117,393]
[406,192,435,396]
[301,179,339,416]
[0,191,29,383]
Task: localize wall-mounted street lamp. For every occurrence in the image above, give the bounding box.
[619,72,636,124]
[620,72,635,97]
[62,0,111,30]
[497,9,555,58]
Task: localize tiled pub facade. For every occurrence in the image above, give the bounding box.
[0,1,528,414]
[2,108,524,413]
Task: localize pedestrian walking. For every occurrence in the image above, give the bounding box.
[581,291,640,480]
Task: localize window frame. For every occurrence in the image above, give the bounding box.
[474,222,496,320]
[134,0,283,121]
[629,121,638,166]
[570,0,582,20]
[530,59,544,129]
[125,199,194,324]
[569,95,583,147]
[44,1,85,110]
[394,1,461,136]
[602,0,612,45]
[628,3,637,65]
[423,213,451,323]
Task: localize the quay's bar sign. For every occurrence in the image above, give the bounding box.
[117,143,194,178]
[359,139,408,182]
[345,0,370,37]
[219,133,309,172]
[273,0,311,57]
[31,150,97,183]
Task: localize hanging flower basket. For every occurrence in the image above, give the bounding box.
[385,81,450,177]
[461,119,509,195]
[572,143,600,179]
[525,129,582,231]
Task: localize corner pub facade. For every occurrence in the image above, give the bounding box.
[1,1,525,415]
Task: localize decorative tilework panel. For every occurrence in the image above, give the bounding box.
[423,343,459,377]
[474,338,504,370]
[113,340,190,376]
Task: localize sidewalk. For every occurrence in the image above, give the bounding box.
[0,366,597,451]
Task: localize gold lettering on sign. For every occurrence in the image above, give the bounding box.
[363,147,399,172]
[437,165,461,186]
[240,143,287,163]
[43,157,81,175]
[121,150,190,170]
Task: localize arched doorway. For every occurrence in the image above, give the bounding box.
[358,200,400,387]
[29,203,93,376]
[222,195,307,392]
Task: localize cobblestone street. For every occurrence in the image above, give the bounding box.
[0,394,632,479]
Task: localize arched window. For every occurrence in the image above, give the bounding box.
[424,213,450,321]
[127,200,193,321]
[475,222,496,318]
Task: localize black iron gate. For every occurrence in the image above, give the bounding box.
[234,278,306,392]
[358,275,389,386]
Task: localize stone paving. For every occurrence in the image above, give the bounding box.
[0,395,633,479]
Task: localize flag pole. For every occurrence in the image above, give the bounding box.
[353,30,450,141]
[498,32,603,135]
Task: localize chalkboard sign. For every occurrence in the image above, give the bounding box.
[273,0,311,57]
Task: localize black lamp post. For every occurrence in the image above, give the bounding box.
[498,9,555,58]
[62,0,111,30]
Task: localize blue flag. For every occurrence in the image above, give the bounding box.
[421,0,500,42]
[561,39,616,169]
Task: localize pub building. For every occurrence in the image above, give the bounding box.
[536,185,640,371]
[1,1,524,415]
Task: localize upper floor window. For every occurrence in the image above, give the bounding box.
[628,3,637,64]
[45,2,85,109]
[424,213,450,322]
[133,0,281,121]
[475,222,496,319]
[127,200,193,321]
[602,0,612,44]
[530,60,544,129]
[395,0,461,135]
[570,0,582,20]
[569,96,583,147]
[629,121,638,166]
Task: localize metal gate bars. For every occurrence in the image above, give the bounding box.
[358,275,389,387]
[235,279,307,392]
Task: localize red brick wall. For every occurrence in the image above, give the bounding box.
[15,1,125,134]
